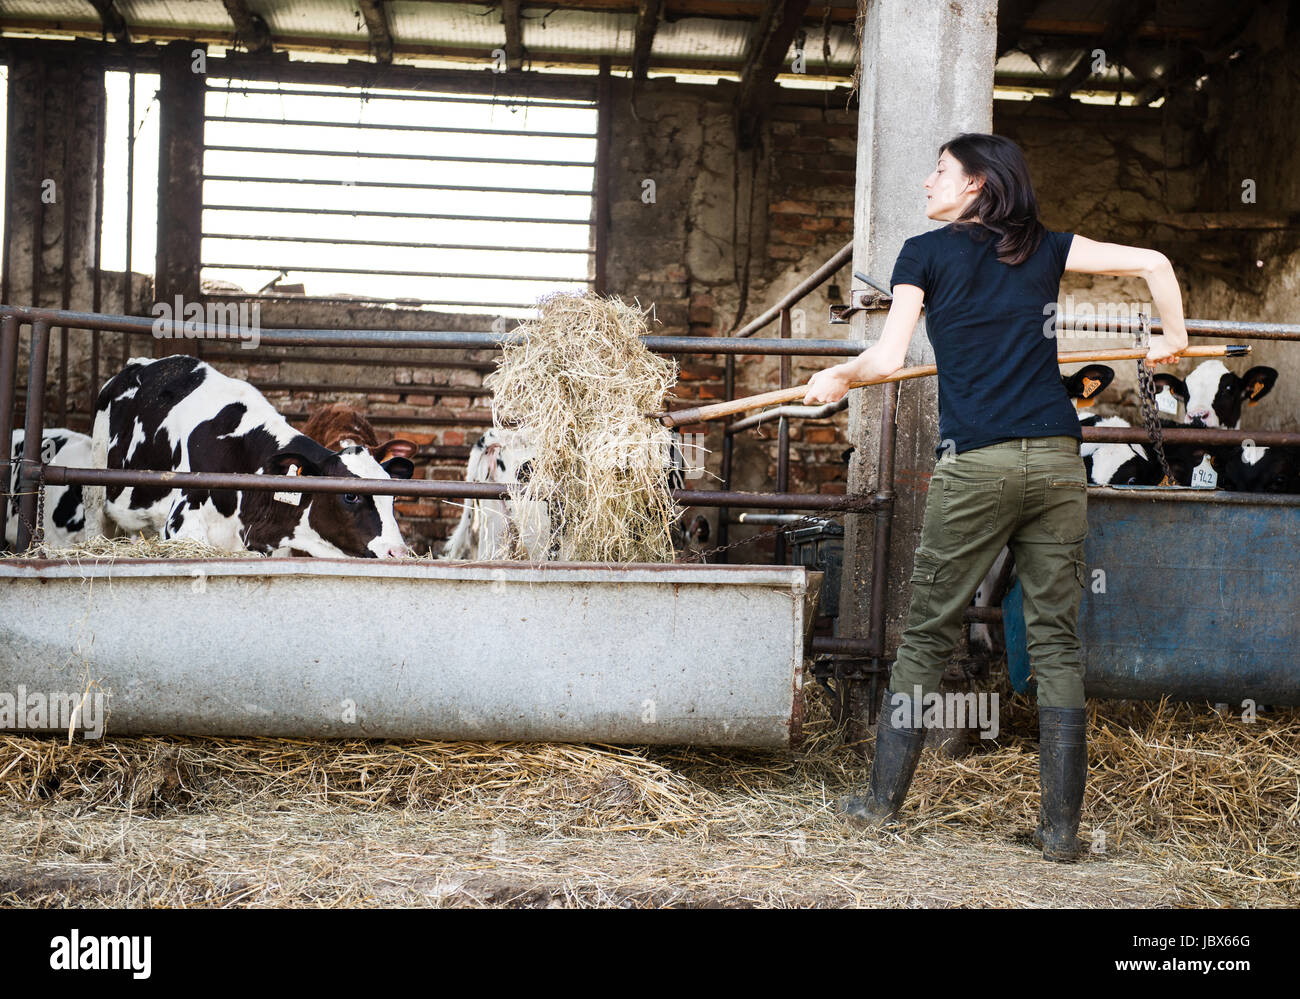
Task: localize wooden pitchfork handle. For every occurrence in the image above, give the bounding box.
[654,344,1250,428]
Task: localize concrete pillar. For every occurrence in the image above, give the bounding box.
[839,1,997,705]
[154,41,206,324]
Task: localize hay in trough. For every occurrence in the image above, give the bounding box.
[1,535,265,562]
[484,292,681,563]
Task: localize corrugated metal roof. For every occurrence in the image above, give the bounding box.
[118,1,236,33]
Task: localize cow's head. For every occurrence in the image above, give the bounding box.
[1062,364,1114,408]
[1174,361,1278,429]
[261,442,414,558]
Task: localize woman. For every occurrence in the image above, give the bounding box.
[802,133,1188,862]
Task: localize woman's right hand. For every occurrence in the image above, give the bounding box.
[803,364,855,405]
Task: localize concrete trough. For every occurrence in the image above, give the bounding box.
[0,559,819,748]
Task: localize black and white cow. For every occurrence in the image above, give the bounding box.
[442,427,551,560]
[441,427,709,561]
[4,429,94,550]
[1220,444,1300,494]
[1151,361,1281,488]
[1151,361,1278,429]
[86,355,414,557]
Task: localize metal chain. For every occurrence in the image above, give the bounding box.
[1134,312,1176,487]
[677,511,840,564]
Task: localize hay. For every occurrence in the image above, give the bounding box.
[484,292,681,563]
[1,535,265,562]
[2,692,1297,907]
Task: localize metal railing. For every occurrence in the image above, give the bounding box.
[0,306,878,571]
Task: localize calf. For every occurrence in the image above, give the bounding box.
[4,429,94,550]
[1151,361,1278,429]
[299,402,418,464]
[85,356,414,557]
[1220,444,1300,494]
[442,427,551,560]
[441,427,708,561]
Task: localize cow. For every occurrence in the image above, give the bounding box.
[1150,361,1278,429]
[441,427,710,561]
[298,402,419,465]
[1150,362,1281,488]
[4,429,94,550]
[84,355,414,558]
[1220,443,1300,494]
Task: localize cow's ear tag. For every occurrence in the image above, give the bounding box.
[274,463,303,505]
[1156,388,1179,415]
[1082,377,1099,397]
[1191,455,1218,488]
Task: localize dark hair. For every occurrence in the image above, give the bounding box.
[939,133,1045,266]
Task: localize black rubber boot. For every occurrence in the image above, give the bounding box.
[841,689,927,828]
[1033,706,1087,862]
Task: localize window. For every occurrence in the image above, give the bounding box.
[201,81,598,316]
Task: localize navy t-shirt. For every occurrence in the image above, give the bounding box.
[889,223,1082,460]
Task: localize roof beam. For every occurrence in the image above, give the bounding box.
[358,1,394,64]
[86,0,129,44]
[631,0,664,80]
[1051,0,1158,100]
[736,0,812,146]
[502,0,524,71]
[996,0,1042,57]
[221,0,272,54]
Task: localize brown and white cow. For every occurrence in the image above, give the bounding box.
[299,402,419,465]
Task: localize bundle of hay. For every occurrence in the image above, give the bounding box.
[485,292,681,563]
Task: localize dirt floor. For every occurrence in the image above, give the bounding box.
[1,692,1297,908]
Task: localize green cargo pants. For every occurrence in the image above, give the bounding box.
[889,435,1090,709]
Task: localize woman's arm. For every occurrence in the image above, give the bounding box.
[1064,235,1189,366]
[803,284,925,404]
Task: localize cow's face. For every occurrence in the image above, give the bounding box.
[1181,361,1278,429]
[267,446,414,558]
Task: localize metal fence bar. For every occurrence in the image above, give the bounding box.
[202,232,595,254]
[735,243,853,337]
[38,464,878,511]
[0,309,873,355]
[202,203,592,225]
[203,145,595,167]
[208,116,596,140]
[15,320,50,552]
[203,174,595,197]
[202,262,592,284]
[0,316,19,528]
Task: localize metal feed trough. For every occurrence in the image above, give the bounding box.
[0,559,819,747]
[0,306,850,748]
[1000,486,1300,705]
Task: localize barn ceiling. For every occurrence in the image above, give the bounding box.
[0,0,1285,103]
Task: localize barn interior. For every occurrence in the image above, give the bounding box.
[2,1,1300,911]
[1,0,1298,637]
